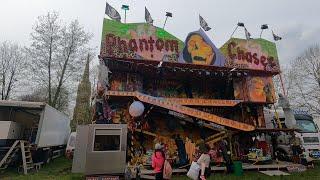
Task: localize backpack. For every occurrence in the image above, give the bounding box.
[163,160,172,179]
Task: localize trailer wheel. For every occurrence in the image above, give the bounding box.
[43,149,53,164]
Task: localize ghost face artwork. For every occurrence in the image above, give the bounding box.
[183,33,215,65]
[249,77,266,102]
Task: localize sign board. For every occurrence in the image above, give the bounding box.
[101,19,184,62]
[101,20,280,74]
[220,38,280,72]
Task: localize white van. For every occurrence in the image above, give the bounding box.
[66,132,76,159]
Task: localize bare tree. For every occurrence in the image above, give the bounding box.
[273,67,296,103]
[286,45,320,114]
[27,11,92,110]
[19,86,70,112]
[52,20,91,108]
[0,41,24,100]
[27,11,61,105]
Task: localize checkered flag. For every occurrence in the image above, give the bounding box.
[145,7,154,24]
[199,15,211,31]
[272,30,282,41]
[105,2,121,22]
[244,27,251,40]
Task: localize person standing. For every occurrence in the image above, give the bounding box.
[219,140,232,174]
[290,132,302,164]
[197,143,211,180]
[175,134,188,166]
[152,143,165,180]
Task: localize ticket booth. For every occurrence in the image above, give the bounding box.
[72,124,127,175]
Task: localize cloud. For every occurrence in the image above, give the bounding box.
[276,23,320,65]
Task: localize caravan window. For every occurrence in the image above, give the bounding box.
[93,129,121,151]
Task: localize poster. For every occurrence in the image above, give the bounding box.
[234,76,276,103]
[101,19,184,62]
[220,38,280,72]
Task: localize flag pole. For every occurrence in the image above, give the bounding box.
[279,73,287,96]
[231,22,244,38]
[121,5,129,23]
[259,29,264,38]
[230,25,239,38]
[163,16,168,29]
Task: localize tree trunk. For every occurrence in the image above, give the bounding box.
[4,70,15,100]
[48,37,53,105]
[52,46,73,108]
[1,73,5,100]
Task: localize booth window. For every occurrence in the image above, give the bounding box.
[93,129,121,151]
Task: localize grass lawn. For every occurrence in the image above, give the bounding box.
[1,157,320,180]
[0,157,82,180]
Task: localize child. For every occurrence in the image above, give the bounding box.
[152,143,165,180]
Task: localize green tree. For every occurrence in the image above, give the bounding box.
[71,54,92,131]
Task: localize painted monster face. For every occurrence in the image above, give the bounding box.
[187,34,214,65]
[251,77,265,101]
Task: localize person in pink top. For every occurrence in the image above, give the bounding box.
[152,143,165,180]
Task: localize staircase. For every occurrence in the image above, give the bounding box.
[20,141,34,174]
[0,140,34,174]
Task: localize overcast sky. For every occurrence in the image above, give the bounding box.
[1,0,320,66]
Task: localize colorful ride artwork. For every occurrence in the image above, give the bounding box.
[100,19,280,103]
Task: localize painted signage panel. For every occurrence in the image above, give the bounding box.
[101,19,280,74]
[234,76,276,103]
[101,19,184,62]
[179,29,226,66]
[220,38,280,72]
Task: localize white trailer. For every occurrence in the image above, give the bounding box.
[0,100,70,173]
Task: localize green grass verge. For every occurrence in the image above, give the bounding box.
[0,157,82,180]
[1,157,320,180]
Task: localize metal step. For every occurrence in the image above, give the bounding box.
[26,166,34,170]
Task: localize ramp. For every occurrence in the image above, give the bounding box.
[259,170,290,176]
[0,140,20,170]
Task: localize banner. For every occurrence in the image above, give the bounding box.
[220,38,280,72]
[101,19,184,62]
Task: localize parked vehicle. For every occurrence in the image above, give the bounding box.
[264,107,320,161]
[66,132,76,159]
[0,100,70,173]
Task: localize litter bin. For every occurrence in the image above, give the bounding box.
[233,161,243,176]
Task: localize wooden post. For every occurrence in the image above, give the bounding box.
[20,141,27,175]
[228,133,233,158]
